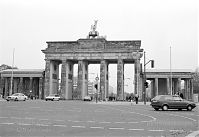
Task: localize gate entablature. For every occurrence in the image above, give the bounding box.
[42,38,143,62]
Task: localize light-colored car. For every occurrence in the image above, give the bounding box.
[6,93,28,101]
[83,96,91,101]
[45,94,60,101]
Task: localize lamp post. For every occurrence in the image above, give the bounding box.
[143,51,154,104]
[10,48,15,96]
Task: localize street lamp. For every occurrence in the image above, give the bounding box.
[143,51,154,105]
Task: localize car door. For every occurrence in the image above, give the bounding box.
[172,96,186,109]
[18,94,23,100]
[163,96,174,108]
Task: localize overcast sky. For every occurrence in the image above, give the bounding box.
[0,0,198,92]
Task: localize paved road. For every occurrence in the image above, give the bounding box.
[0,100,198,137]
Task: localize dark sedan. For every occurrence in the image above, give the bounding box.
[151,95,196,111]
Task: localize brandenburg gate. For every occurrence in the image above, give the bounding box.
[42,22,143,100]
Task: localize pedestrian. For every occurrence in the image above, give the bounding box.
[135,94,139,104]
[179,92,183,99]
[175,91,179,95]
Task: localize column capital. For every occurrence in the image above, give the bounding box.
[44,58,50,62]
[62,59,67,63]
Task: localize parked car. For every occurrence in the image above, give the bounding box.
[151,95,196,111]
[83,96,91,101]
[6,93,28,101]
[45,94,60,101]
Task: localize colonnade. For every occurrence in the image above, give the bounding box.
[44,58,142,100]
[148,78,193,100]
[0,77,43,99]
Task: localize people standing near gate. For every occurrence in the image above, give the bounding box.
[179,92,184,99]
[135,94,139,104]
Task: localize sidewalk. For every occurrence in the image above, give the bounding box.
[91,101,151,105]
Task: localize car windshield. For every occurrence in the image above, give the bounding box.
[12,93,19,96]
[153,95,162,100]
[163,96,173,101]
[49,94,58,97]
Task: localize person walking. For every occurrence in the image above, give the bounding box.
[135,94,139,104]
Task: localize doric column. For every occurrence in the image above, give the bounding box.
[177,78,181,92]
[187,79,191,100]
[5,78,8,97]
[61,60,67,99]
[39,77,43,99]
[77,60,88,100]
[13,78,18,94]
[9,78,13,95]
[150,80,154,98]
[190,79,193,101]
[29,77,33,92]
[100,60,109,101]
[0,77,4,97]
[61,60,73,100]
[134,59,141,95]
[19,77,23,93]
[117,59,124,100]
[46,60,59,95]
[167,78,170,95]
[44,59,50,97]
[173,79,179,94]
[184,79,188,99]
[155,78,158,96]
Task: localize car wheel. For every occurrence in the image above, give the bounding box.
[187,105,192,111]
[154,108,159,111]
[162,105,168,111]
[52,98,54,101]
[23,98,26,101]
[14,98,18,101]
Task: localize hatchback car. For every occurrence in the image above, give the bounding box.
[6,93,28,101]
[45,94,60,101]
[151,95,196,111]
[83,96,91,101]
